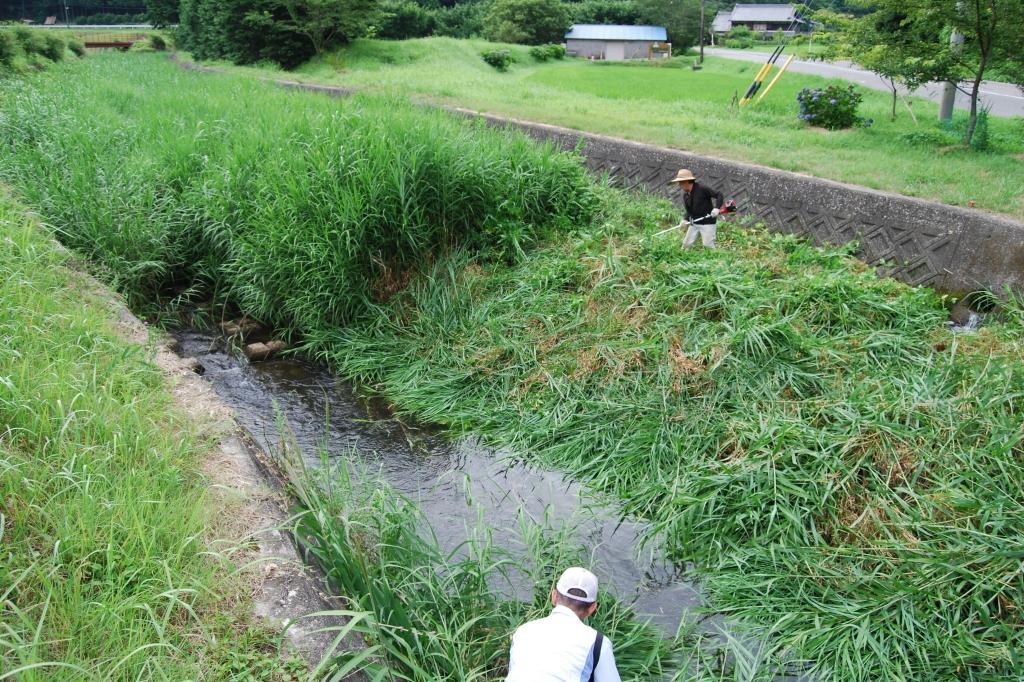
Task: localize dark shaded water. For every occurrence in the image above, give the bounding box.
[175,331,712,634]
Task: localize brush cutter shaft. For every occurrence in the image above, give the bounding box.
[654,212,716,237]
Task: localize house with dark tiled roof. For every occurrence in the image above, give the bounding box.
[712,4,809,37]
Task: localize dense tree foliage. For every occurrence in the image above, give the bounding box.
[145,0,178,27]
[834,0,1024,145]
[377,0,436,39]
[178,0,315,67]
[636,0,699,51]
[483,0,570,44]
[569,0,642,25]
[1,1,145,22]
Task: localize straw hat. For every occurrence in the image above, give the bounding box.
[667,169,697,184]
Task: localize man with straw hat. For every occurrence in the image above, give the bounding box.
[668,168,725,249]
[505,566,621,681]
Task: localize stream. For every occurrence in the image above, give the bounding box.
[174,330,765,660]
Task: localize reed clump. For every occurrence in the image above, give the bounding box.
[0,52,596,327]
[2,53,1023,680]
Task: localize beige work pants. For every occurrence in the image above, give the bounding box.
[683,222,717,248]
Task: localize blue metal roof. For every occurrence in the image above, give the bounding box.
[565,24,668,41]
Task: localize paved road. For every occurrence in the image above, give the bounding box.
[704,47,1024,117]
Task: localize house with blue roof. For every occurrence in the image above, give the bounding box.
[564,24,671,61]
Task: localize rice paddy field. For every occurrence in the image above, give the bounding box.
[207,37,1024,221]
[2,53,1023,680]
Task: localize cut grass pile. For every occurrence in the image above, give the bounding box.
[2,53,1023,680]
[0,194,297,679]
[322,208,1024,681]
[205,37,1024,221]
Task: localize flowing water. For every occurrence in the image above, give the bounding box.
[175,330,715,635]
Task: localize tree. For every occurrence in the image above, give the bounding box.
[145,0,179,27]
[276,0,378,54]
[841,0,1024,146]
[823,8,946,121]
[636,0,700,52]
[570,0,642,25]
[483,0,570,45]
[377,0,436,38]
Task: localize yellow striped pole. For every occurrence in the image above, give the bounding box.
[738,44,785,106]
[755,54,795,104]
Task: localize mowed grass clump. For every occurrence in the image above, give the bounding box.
[315,203,1024,680]
[0,195,216,679]
[0,52,597,330]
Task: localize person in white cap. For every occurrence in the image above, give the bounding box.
[505,567,620,682]
[667,168,725,249]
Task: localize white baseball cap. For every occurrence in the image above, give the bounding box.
[556,567,598,603]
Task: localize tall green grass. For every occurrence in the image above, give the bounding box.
[0,52,596,325]
[2,53,1023,680]
[0,194,222,679]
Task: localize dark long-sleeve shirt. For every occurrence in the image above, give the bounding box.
[683,182,724,225]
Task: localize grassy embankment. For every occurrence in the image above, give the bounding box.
[0,195,312,679]
[204,36,1024,221]
[2,53,1023,680]
[0,26,86,73]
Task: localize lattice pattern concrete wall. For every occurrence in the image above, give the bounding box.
[469,111,1024,294]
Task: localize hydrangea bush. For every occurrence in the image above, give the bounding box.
[481,48,514,71]
[797,85,872,130]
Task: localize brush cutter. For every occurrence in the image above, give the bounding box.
[653,199,738,238]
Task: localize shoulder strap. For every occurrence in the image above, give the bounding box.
[588,632,604,682]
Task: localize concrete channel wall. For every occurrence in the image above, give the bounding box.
[465,111,1024,295]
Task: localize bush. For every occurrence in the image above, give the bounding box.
[40,33,66,62]
[796,84,870,130]
[149,33,167,51]
[13,27,48,58]
[484,0,570,45]
[528,43,565,61]
[72,12,146,24]
[67,38,86,57]
[724,37,753,49]
[0,31,17,68]
[727,25,753,40]
[377,0,436,40]
[481,48,514,71]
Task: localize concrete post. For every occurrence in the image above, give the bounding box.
[939,27,964,122]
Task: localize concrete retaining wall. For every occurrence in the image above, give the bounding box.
[466,111,1024,294]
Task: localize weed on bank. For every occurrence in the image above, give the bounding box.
[1,53,1023,680]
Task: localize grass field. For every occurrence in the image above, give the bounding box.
[206,37,1024,221]
[2,54,1022,680]
[0,192,307,679]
